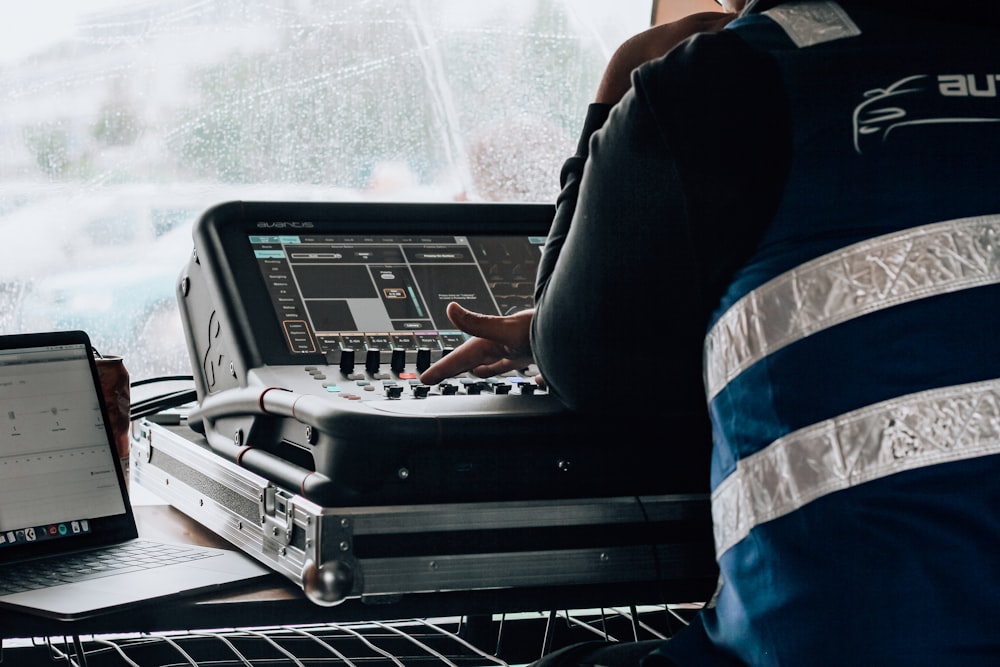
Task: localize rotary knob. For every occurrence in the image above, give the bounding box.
[365,348,381,374]
[339,349,355,375]
[416,347,432,373]
[390,348,407,374]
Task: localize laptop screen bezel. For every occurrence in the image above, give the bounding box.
[0,330,138,566]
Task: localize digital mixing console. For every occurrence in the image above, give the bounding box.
[177,201,706,506]
[132,200,718,607]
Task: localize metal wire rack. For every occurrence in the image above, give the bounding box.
[1,604,701,667]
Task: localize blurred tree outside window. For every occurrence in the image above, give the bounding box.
[0,0,651,379]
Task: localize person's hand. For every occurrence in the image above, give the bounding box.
[418,303,535,385]
[594,11,736,105]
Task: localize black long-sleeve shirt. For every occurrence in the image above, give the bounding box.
[531,27,792,459]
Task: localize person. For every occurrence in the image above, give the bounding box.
[422,0,1000,664]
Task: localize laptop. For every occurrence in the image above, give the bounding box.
[0,330,269,620]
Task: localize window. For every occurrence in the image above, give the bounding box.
[0,0,651,379]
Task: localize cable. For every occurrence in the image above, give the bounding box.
[130,389,199,421]
[128,375,198,421]
[131,374,195,388]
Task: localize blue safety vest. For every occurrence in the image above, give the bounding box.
[661,3,1000,665]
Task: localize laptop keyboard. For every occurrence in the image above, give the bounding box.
[0,540,218,595]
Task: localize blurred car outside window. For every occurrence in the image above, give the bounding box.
[0,0,652,380]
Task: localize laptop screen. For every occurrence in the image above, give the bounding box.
[0,332,136,564]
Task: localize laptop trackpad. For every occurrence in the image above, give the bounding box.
[2,552,268,619]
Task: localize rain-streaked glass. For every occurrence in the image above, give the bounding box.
[0,0,651,379]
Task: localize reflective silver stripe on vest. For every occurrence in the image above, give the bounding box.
[762,1,861,49]
[704,214,1000,401]
[712,378,1000,557]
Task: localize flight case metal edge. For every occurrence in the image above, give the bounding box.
[130,418,717,607]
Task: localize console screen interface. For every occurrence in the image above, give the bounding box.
[251,233,546,355]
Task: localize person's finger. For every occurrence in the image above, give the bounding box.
[445,302,509,342]
[419,336,500,385]
[469,357,524,379]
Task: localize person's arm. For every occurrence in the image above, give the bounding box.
[535,12,735,307]
[420,14,743,394]
[531,75,704,414]
[533,26,790,417]
[593,12,735,105]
